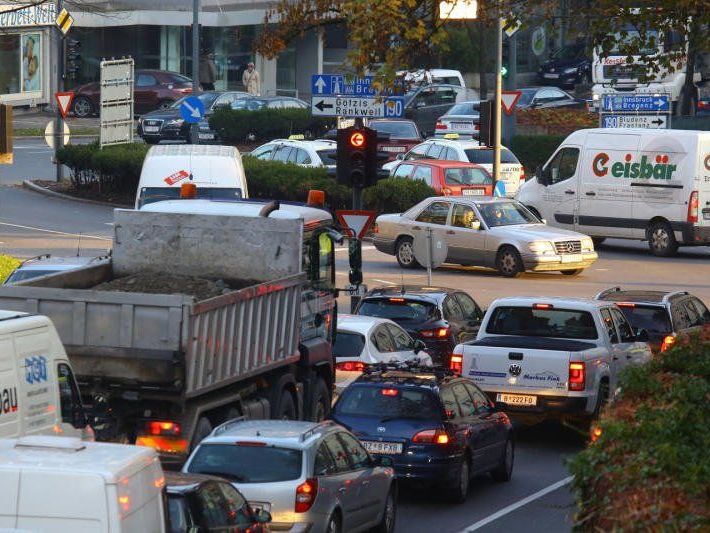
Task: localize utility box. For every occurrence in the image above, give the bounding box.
[0,104,12,164]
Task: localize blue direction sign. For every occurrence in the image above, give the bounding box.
[180,96,205,124]
[311,74,376,96]
[602,94,669,112]
[311,95,405,118]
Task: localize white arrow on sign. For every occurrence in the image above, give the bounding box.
[314,77,326,94]
[183,101,201,118]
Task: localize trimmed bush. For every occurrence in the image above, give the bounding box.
[568,327,710,530]
[363,177,437,214]
[517,108,597,132]
[0,255,21,284]
[209,108,335,144]
[510,134,565,175]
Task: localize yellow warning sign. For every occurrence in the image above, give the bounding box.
[56,8,74,35]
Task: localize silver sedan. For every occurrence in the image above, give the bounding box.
[373,197,598,277]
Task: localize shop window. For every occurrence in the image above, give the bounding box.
[0,35,21,95]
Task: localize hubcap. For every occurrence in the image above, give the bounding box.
[75,99,90,116]
[328,518,338,533]
[398,242,414,264]
[652,228,669,249]
[501,253,516,273]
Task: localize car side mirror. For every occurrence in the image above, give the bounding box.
[536,165,549,186]
[413,339,426,353]
[373,455,394,467]
[396,153,405,161]
[254,509,272,523]
[635,329,649,342]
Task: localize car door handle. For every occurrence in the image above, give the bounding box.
[565,190,575,195]
[585,191,596,196]
[446,230,456,235]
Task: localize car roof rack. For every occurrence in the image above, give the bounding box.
[211,416,247,437]
[594,286,622,300]
[300,421,337,442]
[19,254,52,266]
[662,291,690,304]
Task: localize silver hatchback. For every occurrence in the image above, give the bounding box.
[183,419,397,533]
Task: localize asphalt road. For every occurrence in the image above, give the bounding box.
[1,189,709,532]
[0,138,94,186]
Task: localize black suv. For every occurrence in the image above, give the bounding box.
[595,287,710,352]
[355,286,484,366]
[331,363,514,502]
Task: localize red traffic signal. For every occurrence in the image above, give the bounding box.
[349,132,365,148]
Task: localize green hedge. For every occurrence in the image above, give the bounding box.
[209,108,335,144]
[568,328,710,530]
[362,177,436,213]
[510,134,565,175]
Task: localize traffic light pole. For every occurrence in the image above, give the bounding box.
[55,0,64,182]
[352,117,364,209]
[503,31,517,145]
[190,0,200,144]
[493,16,503,190]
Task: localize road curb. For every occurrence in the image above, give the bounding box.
[22,180,130,208]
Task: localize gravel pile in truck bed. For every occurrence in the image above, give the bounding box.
[93,272,257,300]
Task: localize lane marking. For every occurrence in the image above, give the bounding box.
[458,476,574,532]
[0,222,111,241]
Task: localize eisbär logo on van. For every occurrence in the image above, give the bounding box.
[592,152,677,180]
[0,386,18,416]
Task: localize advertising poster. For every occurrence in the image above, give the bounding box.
[22,33,41,92]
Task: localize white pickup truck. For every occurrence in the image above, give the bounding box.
[450,297,652,424]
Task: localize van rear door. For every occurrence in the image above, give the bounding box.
[697,136,710,230]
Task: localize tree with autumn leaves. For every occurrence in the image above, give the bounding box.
[255,0,710,115]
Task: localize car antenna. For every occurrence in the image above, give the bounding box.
[76,233,82,257]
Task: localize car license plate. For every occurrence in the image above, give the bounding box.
[452,122,470,130]
[198,133,215,140]
[248,502,271,513]
[496,393,537,406]
[361,441,403,454]
[544,73,559,79]
[144,126,160,133]
[561,254,583,263]
[462,189,484,196]
[381,146,406,153]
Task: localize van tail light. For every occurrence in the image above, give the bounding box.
[687,191,699,223]
[146,420,181,437]
[412,429,450,445]
[660,334,676,352]
[335,361,367,372]
[435,121,448,130]
[450,355,463,375]
[295,478,318,513]
[568,362,586,391]
[136,419,188,456]
[520,168,526,183]
[474,124,480,131]
[698,100,710,109]
[420,327,449,338]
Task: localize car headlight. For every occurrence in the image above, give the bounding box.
[581,237,594,252]
[564,67,577,74]
[592,93,600,101]
[528,241,555,254]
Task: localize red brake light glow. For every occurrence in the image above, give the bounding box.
[421,327,449,338]
[295,478,318,513]
[450,355,463,375]
[236,441,267,447]
[389,297,405,303]
[412,429,450,445]
[381,388,399,396]
[687,191,699,223]
[533,303,553,310]
[660,335,676,352]
[435,121,447,130]
[616,302,636,308]
[336,361,367,372]
[568,362,586,391]
[147,421,181,436]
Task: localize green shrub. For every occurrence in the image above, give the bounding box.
[362,177,437,214]
[510,134,565,175]
[0,254,20,283]
[568,328,710,530]
[209,108,335,144]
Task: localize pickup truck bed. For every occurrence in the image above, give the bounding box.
[468,336,597,352]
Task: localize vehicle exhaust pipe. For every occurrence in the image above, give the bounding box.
[259,200,280,217]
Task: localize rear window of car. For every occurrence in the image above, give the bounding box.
[138,187,242,208]
[444,167,491,185]
[615,305,672,334]
[166,73,191,84]
[4,269,59,284]
[357,298,438,323]
[464,148,520,165]
[369,121,419,139]
[486,306,598,340]
[336,385,442,419]
[446,102,479,115]
[187,444,302,483]
[316,149,337,165]
[333,331,366,358]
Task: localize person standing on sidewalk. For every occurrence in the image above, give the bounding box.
[242,62,260,96]
[199,51,217,91]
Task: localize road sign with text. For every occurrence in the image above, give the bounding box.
[311,96,404,118]
[601,114,668,129]
[602,94,669,112]
[311,74,376,96]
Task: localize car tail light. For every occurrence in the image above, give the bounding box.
[568,362,585,391]
[435,121,448,130]
[450,355,463,375]
[176,87,193,94]
[295,478,318,513]
[381,388,399,396]
[474,124,480,131]
[687,191,699,223]
[412,429,450,445]
[335,361,367,372]
[660,334,676,352]
[698,100,710,109]
[519,168,526,183]
[420,327,449,338]
[146,420,181,437]
[389,297,405,303]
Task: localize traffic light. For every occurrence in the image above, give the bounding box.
[336,126,378,189]
[65,39,82,80]
[478,100,497,147]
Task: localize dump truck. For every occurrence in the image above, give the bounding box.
[0,198,344,462]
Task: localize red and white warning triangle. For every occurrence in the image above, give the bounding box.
[55,91,75,119]
[501,91,522,116]
[335,210,377,239]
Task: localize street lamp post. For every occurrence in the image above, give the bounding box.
[493,16,502,189]
[191,0,200,144]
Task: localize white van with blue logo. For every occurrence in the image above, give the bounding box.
[517,128,710,256]
[0,311,92,440]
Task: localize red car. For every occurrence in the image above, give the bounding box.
[368,118,423,161]
[71,69,194,117]
[390,159,493,196]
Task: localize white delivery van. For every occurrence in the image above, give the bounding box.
[517,128,710,256]
[0,311,92,440]
[135,144,249,209]
[0,436,166,533]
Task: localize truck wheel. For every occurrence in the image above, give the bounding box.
[592,381,610,419]
[190,417,212,451]
[647,221,678,257]
[395,237,420,269]
[309,378,331,422]
[491,438,514,482]
[496,246,523,278]
[274,389,297,420]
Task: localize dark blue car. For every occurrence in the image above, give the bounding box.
[331,365,514,503]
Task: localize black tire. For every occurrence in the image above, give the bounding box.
[190,416,213,451]
[372,489,396,533]
[496,246,523,278]
[647,221,678,257]
[274,388,297,420]
[447,457,470,503]
[309,378,331,422]
[157,99,175,110]
[592,237,606,246]
[395,237,420,269]
[491,438,514,482]
[561,269,584,276]
[72,96,94,118]
[326,513,341,533]
[591,380,610,420]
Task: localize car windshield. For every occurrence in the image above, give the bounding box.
[231,99,266,110]
[444,167,491,186]
[464,148,520,164]
[517,90,536,107]
[137,187,242,208]
[4,269,59,284]
[445,102,480,116]
[172,92,219,109]
[187,443,303,483]
[610,25,660,55]
[333,331,366,358]
[336,385,441,419]
[316,149,337,166]
[552,45,584,60]
[616,305,672,334]
[357,298,438,323]
[486,306,598,340]
[369,121,419,139]
[477,202,538,227]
